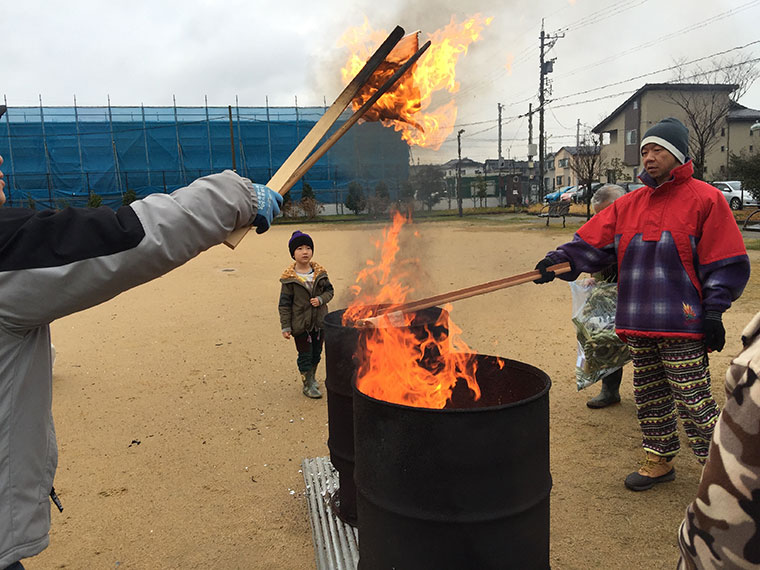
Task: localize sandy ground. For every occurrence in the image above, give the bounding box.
[25,213,760,569]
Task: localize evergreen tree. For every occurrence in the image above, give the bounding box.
[301,181,316,201]
[345,181,366,214]
[122,188,138,206]
[87,192,103,208]
[730,152,760,200]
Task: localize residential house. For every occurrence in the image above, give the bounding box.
[440,157,484,178]
[592,83,759,182]
[724,103,760,174]
[552,146,601,188]
[438,157,485,203]
[484,158,539,204]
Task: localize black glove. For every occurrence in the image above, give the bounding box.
[534,257,556,284]
[703,310,725,352]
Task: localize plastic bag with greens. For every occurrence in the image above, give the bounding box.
[570,279,630,390]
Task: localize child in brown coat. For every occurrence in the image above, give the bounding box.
[278,231,334,398]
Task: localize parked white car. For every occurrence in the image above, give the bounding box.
[711,180,759,210]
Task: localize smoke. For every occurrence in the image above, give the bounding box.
[305,0,536,162]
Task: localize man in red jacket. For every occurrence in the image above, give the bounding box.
[534,117,750,491]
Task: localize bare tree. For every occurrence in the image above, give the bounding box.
[673,55,760,101]
[669,56,760,179]
[569,134,604,219]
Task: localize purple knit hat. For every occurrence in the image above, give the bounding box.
[288,230,314,258]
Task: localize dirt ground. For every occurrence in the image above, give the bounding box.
[26,213,760,569]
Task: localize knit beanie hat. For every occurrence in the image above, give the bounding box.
[640,117,689,164]
[288,230,314,258]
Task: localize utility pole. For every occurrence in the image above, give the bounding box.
[528,103,535,203]
[497,103,503,160]
[538,19,563,200]
[498,103,504,206]
[576,118,581,147]
[528,103,534,161]
[457,129,465,217]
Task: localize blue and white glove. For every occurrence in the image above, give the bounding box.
[251,183,283,234]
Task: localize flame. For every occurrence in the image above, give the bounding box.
[339,15,493,150]
[343,212,481,409]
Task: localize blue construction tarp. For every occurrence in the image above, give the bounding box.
[0,105,410,209]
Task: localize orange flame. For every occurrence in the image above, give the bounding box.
[339,15,493,150]
[343,212,481,409]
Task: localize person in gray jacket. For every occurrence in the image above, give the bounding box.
[0,145,282,569]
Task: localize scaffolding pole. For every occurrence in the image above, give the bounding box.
[39,95,53,205]
[205,95,213,174]
[3,95,17,203]
[266,96,273,179]
[73,95,86,193]
[173,95,187,186]
[235,95,248,178]
[107,95,124,195]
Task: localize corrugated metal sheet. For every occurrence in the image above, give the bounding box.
[302,456,359,570]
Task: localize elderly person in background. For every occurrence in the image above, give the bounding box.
[585,183,627,409]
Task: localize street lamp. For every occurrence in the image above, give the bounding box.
[457,129,465,217]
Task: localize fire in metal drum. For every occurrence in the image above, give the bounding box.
[323,307,449,527]
[354,354,552,570]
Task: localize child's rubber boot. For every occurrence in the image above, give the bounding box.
[302,369,322,399]
[624,452,675,491]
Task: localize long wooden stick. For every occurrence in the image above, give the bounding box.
[224,26,406,249]
[278,40,431,196]
[357,263,572,326]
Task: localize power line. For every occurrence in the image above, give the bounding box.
[556,0,649,33]
[552,40,760,103]
[553,0,760,81]
[500,0,760,109]
[548,56,760,112]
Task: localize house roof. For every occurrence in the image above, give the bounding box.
[484,158,532,169]
[439,157,483,169]
[728,101,760,121]
[592,83,738,133]
[556,145,598,156]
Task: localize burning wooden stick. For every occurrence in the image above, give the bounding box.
[224,26,421,249]
[356,262,572,327]
[278,40,431,195]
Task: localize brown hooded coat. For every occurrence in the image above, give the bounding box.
[278,261,334,335]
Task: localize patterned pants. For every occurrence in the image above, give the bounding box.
[627,337,719,462]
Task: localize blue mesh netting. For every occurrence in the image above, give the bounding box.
[0,105,410,209]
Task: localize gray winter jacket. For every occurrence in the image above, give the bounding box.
[0,170,258,567]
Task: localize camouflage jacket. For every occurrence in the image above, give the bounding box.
[678,311,760,569]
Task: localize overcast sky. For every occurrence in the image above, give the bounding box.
[4,0,760,164]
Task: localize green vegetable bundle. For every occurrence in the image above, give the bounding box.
[570,281,630,390]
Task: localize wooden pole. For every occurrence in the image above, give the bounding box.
[357,263,572,327]
[223,26,407,249]
[277,40,431,197]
